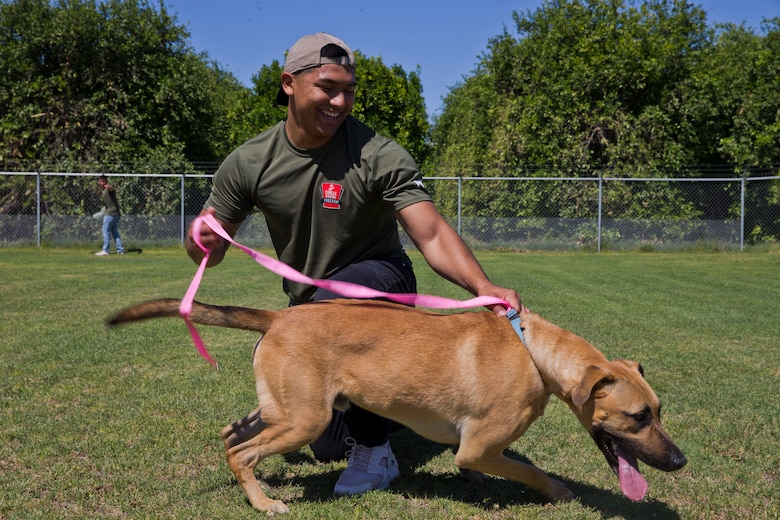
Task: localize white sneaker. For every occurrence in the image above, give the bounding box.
[95,251,109,256]
[333,438,400,496]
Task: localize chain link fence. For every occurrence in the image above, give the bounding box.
[1,171,779,251]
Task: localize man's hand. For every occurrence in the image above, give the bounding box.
[185,208,240,267]
[476,283,526,317]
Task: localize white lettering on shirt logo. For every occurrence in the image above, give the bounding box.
[320,182,344,210]
[414,179,425,188]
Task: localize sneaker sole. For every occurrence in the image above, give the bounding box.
[333,465,400,496]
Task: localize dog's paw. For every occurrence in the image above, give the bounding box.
[458,468,489,484]
[262,499,290,517]
[545,479,575,502]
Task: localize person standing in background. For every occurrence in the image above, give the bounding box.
[95,174,124,256]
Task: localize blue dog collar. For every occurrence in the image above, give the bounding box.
[506,308,527,346]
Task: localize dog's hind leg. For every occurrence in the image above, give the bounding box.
[221,407,265,451]
[220,407,288,514]
[220,405,332,515]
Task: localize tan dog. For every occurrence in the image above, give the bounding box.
[109,298,687,515]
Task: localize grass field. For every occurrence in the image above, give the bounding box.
[1,247,778,519]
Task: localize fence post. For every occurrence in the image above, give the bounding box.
[457,176,462,236]
[740,176,746,252]
[36,170,41,247]
[597,175,603,253]
[180,173,186,245]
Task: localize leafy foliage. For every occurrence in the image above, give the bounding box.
[431,0,780,173]
[701,21,780,166]
[0,0,243,170]
[226,60,287,147]
[428,0,780,241]
[351,53,430,165]
[0,1,433,221]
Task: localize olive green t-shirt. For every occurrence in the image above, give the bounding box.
[102,187,120,216]
[205,116,432,304]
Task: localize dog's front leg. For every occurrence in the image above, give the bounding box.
[451,446,489,484]
[455,444,575,502]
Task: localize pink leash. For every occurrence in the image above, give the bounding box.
[180,214,523,368]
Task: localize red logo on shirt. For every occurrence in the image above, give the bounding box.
[320,182,344,210]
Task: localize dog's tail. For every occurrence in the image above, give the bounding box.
[107,298,276,334]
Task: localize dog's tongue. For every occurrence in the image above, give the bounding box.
[617,445,648,501]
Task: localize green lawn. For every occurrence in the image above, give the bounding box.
[1,247,778,519]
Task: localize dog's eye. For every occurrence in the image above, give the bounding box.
[626,406,651,427]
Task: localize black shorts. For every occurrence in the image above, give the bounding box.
[312,253,417,302]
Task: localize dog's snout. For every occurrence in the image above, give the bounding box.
[644,438,687,472]
[657,443,687,472]
[669,450,687,471]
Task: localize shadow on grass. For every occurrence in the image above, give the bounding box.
[211,428,680,519]
[89,247,143,254]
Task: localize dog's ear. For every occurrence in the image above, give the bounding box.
[613,359,644,377]
[572,365,616,407]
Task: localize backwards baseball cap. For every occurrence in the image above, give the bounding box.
[275,32,356,106]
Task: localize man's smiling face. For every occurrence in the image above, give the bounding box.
[284,64,356,149]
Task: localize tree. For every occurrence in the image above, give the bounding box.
[429,72,502,175]
[226,60,288,147]
[351,53,430,165]
[705,20,780,166]
[0,0,244,171]
[431,0,714,173]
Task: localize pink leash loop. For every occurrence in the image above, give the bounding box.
[178,217,218,368]
[180,214,516,367]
